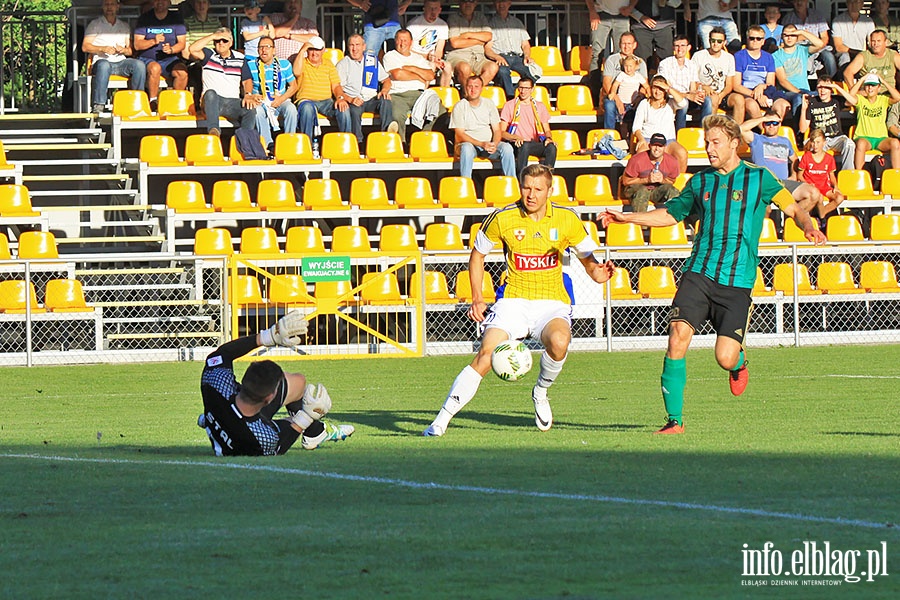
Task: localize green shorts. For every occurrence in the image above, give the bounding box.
[854,135,886,150]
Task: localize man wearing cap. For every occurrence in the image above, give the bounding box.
[293,35,354,144]
[187,27,256,136]
[486,0,537,98]
[243,35,299,151]
[271,0,319,61]
[336,33,398,145]
[619,132,680,212]
[498,76,555,177]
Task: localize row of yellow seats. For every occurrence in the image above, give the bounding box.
[756,262,900,295]
[773,215,900,243]
[0,231,59,260]
[0,279,92,313]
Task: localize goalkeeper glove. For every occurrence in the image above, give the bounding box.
[289,383,332,429]
[260,310,308,347]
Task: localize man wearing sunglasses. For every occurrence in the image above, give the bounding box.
[732,25,791,122]
[782,0,837,79]
[687,0,740,52]
[691,26,739,122]
[187,28,256,136]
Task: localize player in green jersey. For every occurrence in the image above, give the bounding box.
[600,114,827,434]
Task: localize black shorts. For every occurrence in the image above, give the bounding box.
[668,271,753,345]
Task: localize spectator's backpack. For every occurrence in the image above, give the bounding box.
[865,154,892,191]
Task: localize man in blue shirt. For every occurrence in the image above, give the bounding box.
[773,24,826,117]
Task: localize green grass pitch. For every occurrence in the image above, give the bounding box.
[1,345,898,598]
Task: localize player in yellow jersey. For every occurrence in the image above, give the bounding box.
[424,164,616,436]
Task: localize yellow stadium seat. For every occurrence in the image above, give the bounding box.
[880,168,900,197]
[480,85,507,110]
[45,279,93,313]
[409,131,453,162]
[773,263,820,295]
[228,134,271,164]
[408,270,457,304]
[439,176,483,208]
[322,47,343,65]
[184,134,230,166]
[533,85,558,115]
[0,232,11,259]
[17,231,58,259]
[257,179,301,211]
[379,224,419,252]
[112,90,155,120]
[574,173,620,206]
[0,280,45,313]
[608,267,641,299]
[837,169,883,201]
[361,271,405,305]
[556,85,595,115]
[676,127,706,159]
[673,172,693,191]
[302,178,349,210]
[869,213,900,241]
[860,261,900,293]
[239,226,281,254]
[321,132,367,163]
[432,86,460,111]
[331,225,371,252]
[649,222,688,247]
[569,45,592,75]
[139,135,184,166]
[232,275,265,306]
[0,184,39,217]
[268,274,315,306]
[584,220,601,245]
[350,177,395,210]
[157,89,196,120]
[275,133,321,164]
[366,131,412,162]
[424,222,464,251]
[194,227,233,255]
[825,215,865,242]
[752,267,775,297]
[483,175,519,207]
[212,180,257,212]
[468,222,481,248]
[782,217,820,242]
[552,129,589,161]
[455,270,496,303]
[0,140,13,171]
[757,217,778,245]
[605,222,646,248]
[530,45,571,76]
[395,177,438,208]
[167,180,213,213]
[315,280,357,306]
[638,265,677,299]
[549,175,576,205]
[817,262,864,294]
[285,226,325,253]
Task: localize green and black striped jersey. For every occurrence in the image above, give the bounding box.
[665,161,794,289]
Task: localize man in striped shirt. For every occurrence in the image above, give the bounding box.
[601,114,827,434]
[187,28,255,135]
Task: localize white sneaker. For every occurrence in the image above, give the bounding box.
[387,120,399,134]
[423,423,445,437]
[532,387,553,431]
[302,422,355,450]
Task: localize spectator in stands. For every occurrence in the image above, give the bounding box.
[619,133,680,212]
[133,0,189,110]
[687,0,740,53]
[188,28,255,136]
[832,0,875,72]
[782,0,837,78]
[383,28,446,143]
[658,34,703,130]
[601,32,647,129]
[872,0,900,49]
[584,0,633,71]
[631,75,688,173]
[843,29,900,91]
[888,102,900,139]
[773,24,826,118]
[293,36,354,145]
[407,0,452,87]
[691,27,738,122]
[760,4,783,54]
[799,76,856,171]
[336,33,398,145]
[609,55,649,131]
[731,25,791,122]
[347,0,412,56]
[845,72,900,169]
[451,75,515,179]
[271,0,319,61]
[243,35,298,151]
[445,0,499,86]
[628,0,676,65]
[797,128,845,221]
[182,0,223,105]
[486,0,537,99]
[499,76,556,176]
[83,0,147,114]
[740,111,825,212]
[241,0,275,59]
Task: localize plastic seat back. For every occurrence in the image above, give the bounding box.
[480,85,507,110]
[321,132,366,163]
[167,180,212,213]
[0,280,44,313]
[257,179,300,210]
[409,131,452,161]
[408,270,456,303]
[574,173,618,206]
[752,267,775,297]
[302,178,348,210]
[569,46,592,74]
[322,47,344,65]
[782,217,820,242]
[869,213,900,241]
[194,228,234,256]
[350,177,393,209]
[556,85,594,114]
[424,222,464,251]
[606,222,645,248]
[676,127,705,156]
[269,274,315,306]
[229,134,272,164]
[583,220,601,245]
[232,275,265,305]
[585,128,622,148]
[285,226,325,253]
[773,263,819,295]
[0,232,10,260]
[549,175,575,205]
[139,135,183,166]
[530,45,569,75]
[817,262,863,294]
[331,225,371,252]
[439,176,481,208]
[455,270,496,302]
[395,177,438,208]
[0,184,38,216]
[759,217,778,244]
[17,231,59,259]
[638,265,677,298]
[533,85,555,113]
[551,129,584,158]
[379,224,419,252]
[366,131,411,162]
[609,267,641,299]
[825,215,865,242]
[275,133,319,164]
[185,134,229,166]
[315,280,357,305]
[880,168,900,196]
[212,180,256,212]
[432,86,460,111]
[157,89,196,119]
[837,169,881,199]
[239,226,281,254]
[860,261,900,292]
[483,175,520,207]
[361,271,404,305]
[45,279,91,312]
[112,90,154,120]
[649,222,688,246]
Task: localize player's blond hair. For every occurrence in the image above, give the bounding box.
[520,163,553,186]
[702,114,742,142]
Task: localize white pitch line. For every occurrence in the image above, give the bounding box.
[2,453,895,532]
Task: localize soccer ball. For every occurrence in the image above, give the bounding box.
[491,341,533,381]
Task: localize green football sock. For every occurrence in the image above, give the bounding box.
[661,356,687,425]
[734,350,745,371]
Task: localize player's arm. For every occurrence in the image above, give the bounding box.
[466,248,489,322]
[782,201,826,244]
[599,207,678,228]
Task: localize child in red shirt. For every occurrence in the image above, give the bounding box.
[797,128,844,220]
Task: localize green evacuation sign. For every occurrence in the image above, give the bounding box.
[301,256,352,282]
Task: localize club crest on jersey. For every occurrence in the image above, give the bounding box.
[514,228,526,241]
[703,191,711,203]
[549,228,559,241]
[514,252,558,271]
[732,190,743,202]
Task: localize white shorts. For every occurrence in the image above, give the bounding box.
[483,298,572,342]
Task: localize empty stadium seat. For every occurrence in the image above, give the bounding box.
[322,47,344,65]
[551,129,589,161]
[673,172,693,190]
[408,270,456,304]
[584,220,601,245]
[530,45,571,76]
[439,176,482,208]
[239,226,281,254]
[314,280,357,305]
[605,222,645,248]
[17,230,58,259]
[0,280,44,313]
[468,223,481,248]
[533,85,557,115]
[455,270,496,302]
[825,215,865,242]
[184,134,230,166]
[860,261,900,293]
[782,217,820,242]
[350,177,395,210]
[773,263,820,295]
[869,214,900,241]
[817,262,864,294]
[366,131,412,162]
[759,217,779,245]
[212,180,256,212]
[549,175,576,205]
[608,267,641,299]
[649,222,688,247]
[0,140,13,171]
[257,179,301,211]
[268,274,315,306]
[194,227,233,255]
[568,45,592,75]
[285,226,325,253]
[379,224,419,252]
[880,168,900,198]
[0,184,39,217]
[361,271,405,305]
[157,89,196,119]
[409,131,453,162]
[638,265,677,298]
[302,178,349,210]
[676,127,706,159]
[275,133,321,164]
[837,169,883,201]
[556,85,594,115]
[321,132,367,163]
[574,174,620,206]
[424,222,464,251]
[44,279,92,312]
[232,275,265,306]
[139,135,184,166]
[483,175,519,207]
[752,267,775,297]
[331,225,371,252]
[112,90,155,120]
[167,180,213,213]
[395,177,438,208]
[0,232,10,260]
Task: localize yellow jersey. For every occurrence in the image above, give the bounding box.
[479,201,593,302]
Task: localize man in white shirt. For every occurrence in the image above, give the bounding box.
[451,75,515,178]
[384,28,445,141]
[691,26,739,122]
[336,34,397,144]
[832,0,875,69]
[82,0,146,113]
[486,0,536,98]
[658,34,703,129]
[407,0,452,86]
